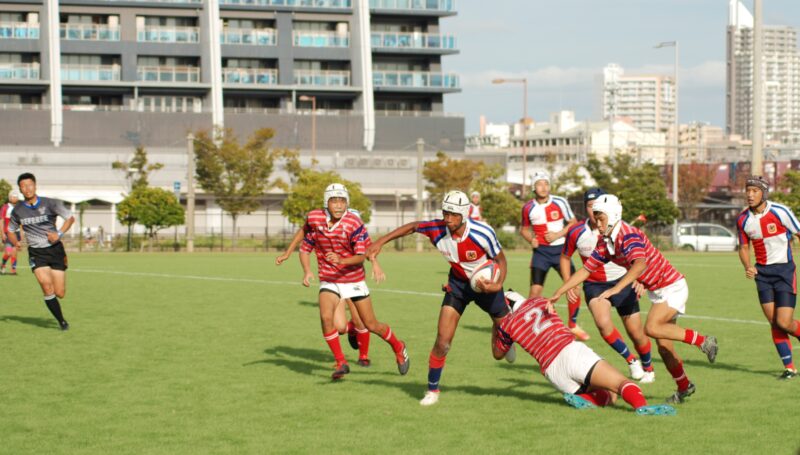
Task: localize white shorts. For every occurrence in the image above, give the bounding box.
[544,341,602,394]
[647,278,688,315]
[319,281,370,300]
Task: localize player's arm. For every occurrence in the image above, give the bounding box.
[519,224,537,249]
[366,221,422,259]
[598,258,647,300]
[48,214,75,244]
[299,251,314,287]
[327,253,366,266]
[551,267,590,301]
[491,324,513,360]
[545,217,577,243]
[369,255,386,283]
[738,243,756,279]
[7,230,20,249]
[276,229,304,265]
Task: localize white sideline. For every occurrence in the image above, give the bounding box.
[70,268,770,326]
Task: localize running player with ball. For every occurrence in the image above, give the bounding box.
[367,190,511,406]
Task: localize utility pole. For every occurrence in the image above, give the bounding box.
[186,133,196,253]
[752,0,764,176]
[416,138,424,253]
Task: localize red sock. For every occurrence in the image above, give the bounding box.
[619,381,647,409]
[792,321,800,339]
[635,340,654,371]
[346,320,356,335]
[381,326,404,353]
[602,328,635,363]
[667,361,691,392]
[356,327,370,360]
[324,329,346,364]
[578,389,613,407]
[567,293,581,328]
[682,329,706,347]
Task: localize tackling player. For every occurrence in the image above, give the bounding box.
[493,293,675,415]
[550,194,718,404]
[7,173,75,330]
[299,183,409,380]
[520,171,588,340]
[1,190,20,275]
[367,190,511,406]
[561,188,654,382]
[736,175,800,379]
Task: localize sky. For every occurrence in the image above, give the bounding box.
[440,0,800,134]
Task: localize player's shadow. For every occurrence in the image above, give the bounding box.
[296,301,318,308]
[459,324,492,334]
[682,358,775,378]
[0,315,58,330]
[244,346,330,377]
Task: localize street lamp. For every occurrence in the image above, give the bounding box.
[492,78,528,196]
[655,40,679,246]
[299,95,316,166]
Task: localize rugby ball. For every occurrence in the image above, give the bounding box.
[469,260,500,293]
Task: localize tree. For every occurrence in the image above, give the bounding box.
[773,170,800,216]
[112,146,164,191]
[423,151,484,202]
[472,165,523,228]
[0,179,11,206]
[117,187,184,252]
[282,169,372,226]
[672,163,716,219]
[585,152,679,226]
[194,127,280,248]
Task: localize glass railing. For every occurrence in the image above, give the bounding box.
[220,27,277,45]
[0,63,40,80]
[105,0,201,3]
[137,26,199,43]
[373,70,459,88]
[371,32,455,50]
[61,64,121,81]
[61,23,120,41]
[137,66,200,82]
[293,31,349,47]
[369,0,455,12]
[0,22,39,39]
[219,0,351,7]
[222,68,277,84]
[294,69,350,86]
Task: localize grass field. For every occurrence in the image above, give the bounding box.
[1,251,799,454]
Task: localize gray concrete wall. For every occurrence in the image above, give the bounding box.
[374,114,464,151]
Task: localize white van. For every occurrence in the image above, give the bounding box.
[677,223,737,252]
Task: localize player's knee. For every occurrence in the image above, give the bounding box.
[775,318,793,333]
[644,321,660,338]
[434,338,451,356]
[56,289,66,299]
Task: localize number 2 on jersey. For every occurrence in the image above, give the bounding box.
[523,307,554,335]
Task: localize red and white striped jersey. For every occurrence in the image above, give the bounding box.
[300,209,370,283]
[495,297,575,374]
[521,195,574,246]
[737,201,800,265]
[1,202,12,234]
[416,218,502,281]
[562,220,626,282]
[468,204,482,221]
[583,221,683,291]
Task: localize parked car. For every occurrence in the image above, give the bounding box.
[677,223,737,252]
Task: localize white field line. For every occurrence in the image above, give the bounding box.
[71,267,771,327]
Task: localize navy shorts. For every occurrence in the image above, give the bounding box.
[530,244,574,286]
[28,242,68,272]
[583,280,640,317]
[755,263,797,308]
[442,272,509,319]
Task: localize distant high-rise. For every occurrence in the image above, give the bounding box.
[726,0,800,143]
[599,63,675,134]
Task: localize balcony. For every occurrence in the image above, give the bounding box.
[371,31,455,50]
[219,0,351,7]
[137,26,199,43]
[294,69,349,86]
[293,31,349,47]
[61,64,121,82]
[221,28,277,46]
[105,0,201,2]
[222,68,277,85]
[61,23,120,41]
[373,70,459,89]
[137,66,200,83]
[0,63,40,80]
[369,0,455,12]
[0,22,39,40]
